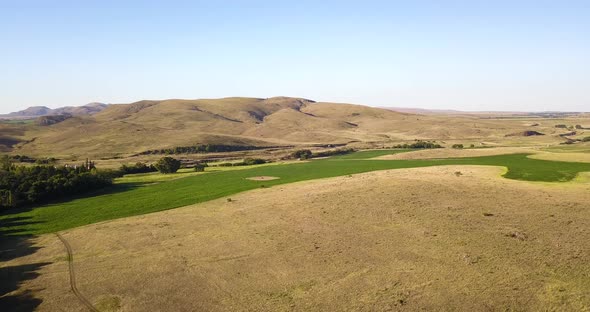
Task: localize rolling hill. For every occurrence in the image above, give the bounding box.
[0,102,108,119]
[2,97,588,158]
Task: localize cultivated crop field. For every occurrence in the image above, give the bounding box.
[2,149,590,311]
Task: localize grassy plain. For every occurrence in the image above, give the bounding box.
[2,151,590,236]
[6,166,590,311]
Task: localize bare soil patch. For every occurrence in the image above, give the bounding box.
[4,166,590,311]
[245,176,280,181]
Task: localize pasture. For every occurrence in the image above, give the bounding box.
[2,151,590,235]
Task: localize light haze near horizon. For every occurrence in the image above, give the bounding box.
[0,0,589,114]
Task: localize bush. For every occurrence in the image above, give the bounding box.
[452,144,464,149]
[120,162,157,174]
[583,136,590,142]
[194,163,208,172]
[155,157,181,174]
[292,149,312,159]
[312,148,355,158]
[241,158,266,165]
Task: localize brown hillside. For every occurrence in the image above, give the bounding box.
[5,97,588,158]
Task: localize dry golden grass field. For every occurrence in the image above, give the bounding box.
[3,165,590,311]
[376,147,590,163]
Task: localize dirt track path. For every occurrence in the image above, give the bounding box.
[55,233,98,312]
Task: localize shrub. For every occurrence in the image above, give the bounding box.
[155,157,181,174]
[583,136,590,142]
[312,148,355,158]
[242,158,266,165]
[292,149,312,159]
[452,144,464,149]
[120,162,157,174]
[194,163,207,172]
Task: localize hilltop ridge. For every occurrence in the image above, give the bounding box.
[0,102,108,119]
[1,97,587,158]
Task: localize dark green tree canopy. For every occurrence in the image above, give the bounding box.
[292,149,312,159]
[155,157,181,174]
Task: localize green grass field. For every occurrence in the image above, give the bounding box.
[2,151,590,236]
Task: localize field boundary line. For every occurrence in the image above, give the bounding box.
[55,232,99,312]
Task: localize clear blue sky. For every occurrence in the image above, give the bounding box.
[1,0,589,113]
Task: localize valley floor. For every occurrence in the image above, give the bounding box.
[3,166,590,311]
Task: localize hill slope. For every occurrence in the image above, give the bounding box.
[4,97,587,158]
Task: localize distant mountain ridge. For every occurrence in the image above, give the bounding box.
[0,102,109,119]
[383,107,587,117]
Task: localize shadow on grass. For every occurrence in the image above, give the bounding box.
[0,215,49,311]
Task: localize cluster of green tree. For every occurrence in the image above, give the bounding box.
[154,157,181,174]
[138,144,270,155]
[0,156,114,209]
[239,158,267,165]
[119,162,158,174]
[216,158,267,167]
[193,163,208,172]
[452,144,464,149]
[583,136,590,142]
[290,148,355,160]
[312,148,355,158]
[392,141,443,149]
[291,149,313,159]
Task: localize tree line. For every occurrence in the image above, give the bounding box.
[392,141,443,149]
[0,156,116,209]
[137,144,281,155]
[290,148,355,160]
